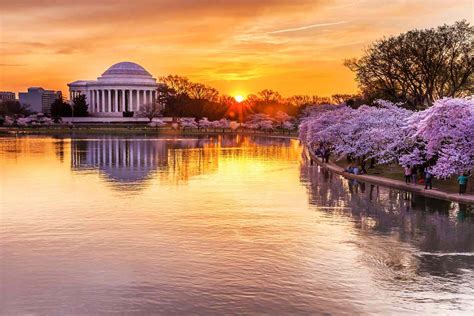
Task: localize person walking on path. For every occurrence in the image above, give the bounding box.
[458,174,469,195]
[424,170,433,190]
[411,166,417,184]
[404,166,412,184]
[353,166,360,175]
[323,149,330,163]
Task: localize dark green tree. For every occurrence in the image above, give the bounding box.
[72,95,89,117]
[0,100,31,117]
[50,96,72,117]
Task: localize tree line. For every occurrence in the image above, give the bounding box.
[157,75,334,121]
[1,20,471,122]
[345,20,473,109]
[136,20,474,119]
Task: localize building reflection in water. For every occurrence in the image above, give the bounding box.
[72,138,161,183]
[70,135,298,188]
[300,163,474,291]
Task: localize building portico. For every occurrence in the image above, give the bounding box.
[68,62,159,117]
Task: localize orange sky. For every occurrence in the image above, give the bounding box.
[0,0,472,98]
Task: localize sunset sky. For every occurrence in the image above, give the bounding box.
[0,0,472,98]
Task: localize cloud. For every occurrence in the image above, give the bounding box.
[267,21,349,34]
[0,63,27,67]
[0,0,471,97]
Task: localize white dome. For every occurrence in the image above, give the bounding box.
[102,62,152,77]
[96,61,157,85]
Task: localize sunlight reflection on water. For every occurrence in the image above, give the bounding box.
[0,135,473,314]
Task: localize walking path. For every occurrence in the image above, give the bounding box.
[306,148,474,204]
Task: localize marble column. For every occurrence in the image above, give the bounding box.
[87,91,92,113]
[102,90,106,113]
[90,90,94,113]
[93,90,96,112]
[113,89,118,113]
[101,90,105,113]
[102,90,106,112]
[108,90,111,112]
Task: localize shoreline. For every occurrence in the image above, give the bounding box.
[2,127,472,204]
[306,148,474,205]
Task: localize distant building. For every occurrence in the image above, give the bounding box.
[0,91,16,103]
[68,61,159,117]
[18,87,62,114]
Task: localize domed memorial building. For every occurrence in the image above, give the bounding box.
[68,62,159,116]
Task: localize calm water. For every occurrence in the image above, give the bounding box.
[0,135,473,315]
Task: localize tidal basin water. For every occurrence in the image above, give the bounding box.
[0,135,473,315]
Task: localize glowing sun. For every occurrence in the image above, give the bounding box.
[234,95,245,103]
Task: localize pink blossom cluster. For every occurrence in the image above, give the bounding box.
[243,112,295,131]
[299,97,474,179]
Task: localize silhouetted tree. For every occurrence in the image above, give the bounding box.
[160,75,192,95]
[258,89,282,103]
[287,95,331,107]
[331,94,366,108]
[345,20,473,109]
[72,95,88,117]
[0,100,31,117]
[188,83,219,101]
[50,96,72,117]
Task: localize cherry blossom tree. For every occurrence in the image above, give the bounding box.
[148,119,166,128]
[180,118,197,130]
[211,118,230,132]
[299,97,473,179]
[229,121,240,131]
[198,117,212,130]
[259,120,274,132]
[299,104,353,153]
[281,121,295,134]
[3,116,14,126]
[400,97,474,178]
[274,111,291,124]
[139,101,163,122]
[333,101,412,163]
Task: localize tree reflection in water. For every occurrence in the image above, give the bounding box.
[300,163,473,302]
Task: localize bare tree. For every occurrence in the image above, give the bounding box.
[345,20,473,109]
[287,95,331,107]
[159,75,191,95]
[258,89,282,103]
[187,83,219,101]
